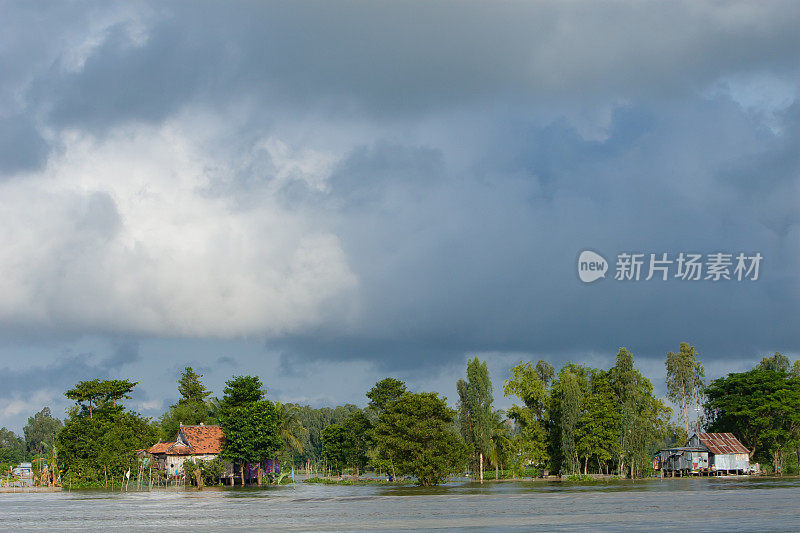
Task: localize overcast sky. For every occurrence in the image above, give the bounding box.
[0,1,798,432]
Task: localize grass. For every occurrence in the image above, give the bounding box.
[304,476,411,485]
[564,474,622,482]
[482,468,542,480]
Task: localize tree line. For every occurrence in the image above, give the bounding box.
[2,345,799,486]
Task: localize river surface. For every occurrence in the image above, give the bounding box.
[1,477,798,531]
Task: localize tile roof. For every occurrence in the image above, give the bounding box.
[178,425,224,454]
[147,425,224,455]
[148,441,172,454]
[698,433,750,455]
[166,444,193,456]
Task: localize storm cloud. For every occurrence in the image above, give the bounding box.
[0,0,798,431]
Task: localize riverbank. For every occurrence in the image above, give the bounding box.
[0,486,61,493]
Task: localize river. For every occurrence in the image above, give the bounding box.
[1,477,798,531]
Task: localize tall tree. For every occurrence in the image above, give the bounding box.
[549,364,590,475]
[366,378,407,412]
[575,370,619,475]
[503,360,551,469]
[221,375,264,407]
[23,407,63,456]
[159,367,213,439]
[757,352,791,373]
[177,367,212,404]
[611,347,671,477]
[218,375,280,485]
[374,392,468,486]
[58,379,156,482]
[665,342,705,433]
[65,379,137,418]
[457,358,494,479]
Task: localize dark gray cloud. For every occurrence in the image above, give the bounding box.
[0,339,139,396]
[4,0,797,136]
[274,98,799,370]
[0,0,798,431]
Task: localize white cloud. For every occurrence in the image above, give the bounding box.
[0,120,357,337]
[0,389,58,419]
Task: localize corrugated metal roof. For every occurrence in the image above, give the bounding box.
[698,433,749,455]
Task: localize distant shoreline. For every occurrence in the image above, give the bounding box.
[4,475,796,494]
[0,487,61,493]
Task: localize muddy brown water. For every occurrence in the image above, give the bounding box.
[1,476,798,531]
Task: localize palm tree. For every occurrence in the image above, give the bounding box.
[275,402,308,456]
[487,410,511,480]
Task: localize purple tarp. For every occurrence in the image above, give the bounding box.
[243,458,280,478]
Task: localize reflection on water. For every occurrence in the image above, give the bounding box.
[2,477,799,531]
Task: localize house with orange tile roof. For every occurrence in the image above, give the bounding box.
[148,423,227,477]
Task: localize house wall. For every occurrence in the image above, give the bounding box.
[711,453,749,472]
[165,454,219,476]
[659,450,708,471]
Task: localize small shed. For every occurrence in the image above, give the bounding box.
[689,433,750,474]
[657,432,750,476]
[11,462,34,487]
[657,447,708,474]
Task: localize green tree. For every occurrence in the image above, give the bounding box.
[549,364,589,475]
[705,368,800,472]
[486,410,511,479]
[611,347,671,478]
[665,342,705,433]
[58,380,156,482]
[757,352,791,373]
[65,379,137,418]
[374,392,468,486]
[0,428,25,466]
[457,358,494,479]
[503,360,551,469]
[575,370,620,474]
[275,402,308,457]
[320,413,373,477]
[290,404,362,467]
[535,360,555,386]
[793,359,800,378]
[321,423,348,474]
[366,378,407,412]
[23,407,63,456]
[177,367,212,404]
[159,367,212,440]
[220,375,264,407]
[218,375,281,485]
[343,411,373,477]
